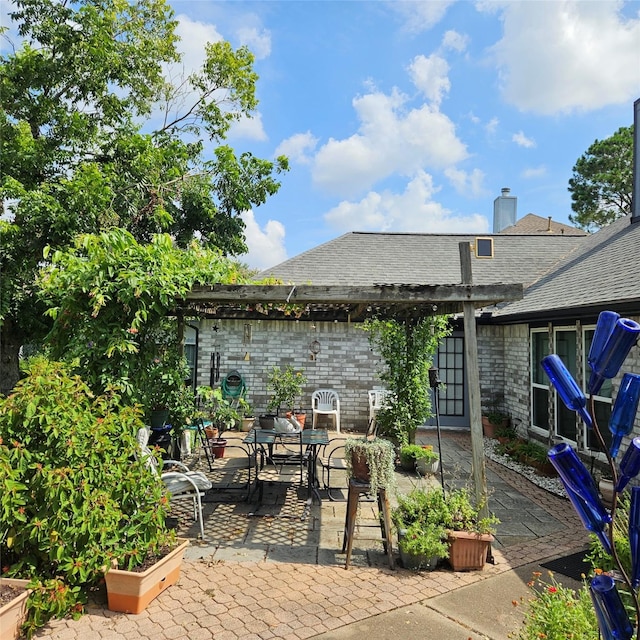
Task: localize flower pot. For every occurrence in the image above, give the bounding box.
[258,414,277,430]
[350,451,371,483]
[416,458,440,476]
[204,425,219,440]
[150,409,170,429]
[286,411,307,429]
[241,416,255,432]
[447,530,494,571]
[0,578,30,640]
[210,438,227,459]
[399,455,415,472]
[105,539,189,614]
[398,547,441,571]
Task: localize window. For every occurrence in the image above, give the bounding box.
[584,327,613,454]
[555,329,578,442]
[436,336,464,416]
[184,325,198,390]
[531,330,549,432]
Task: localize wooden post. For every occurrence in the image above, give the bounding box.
[459,242,489,519]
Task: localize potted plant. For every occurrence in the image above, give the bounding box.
[0,578,31,640]
[363,316,451,446]
[344,437,396,497]
[481,392,510,438]
[398,443,439,474]
[494,423,517,444]
[238,398,256,432]
[392,488,449,570]
[266,365,308,425]
[443,488,499,571]
[0,358,186,632]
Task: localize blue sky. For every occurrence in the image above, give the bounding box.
[3,1,640,270]
[166,0,639,270]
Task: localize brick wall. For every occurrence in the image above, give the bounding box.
[195,318,382,431]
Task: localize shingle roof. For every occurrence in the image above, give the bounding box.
[498,213,588,236]
[259,231,584,289]
[495,215,640,319]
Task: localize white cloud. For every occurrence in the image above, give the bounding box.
[484,1,640,114]
[239,211,287,271]
[522,166,548,179]
[389,0,456,34]
[324,171,489,234]
[229,112,267,141]
[275,132,319,165]
[407,54,451,105]
[485,117,499,135]
[174,14,223,75]
[442,30,469,53]
[236,26,271,59]
[312,89,468,197]
[512,131,536,148]
[444,167,487,198]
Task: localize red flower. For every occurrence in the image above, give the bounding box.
[547,586,557,593]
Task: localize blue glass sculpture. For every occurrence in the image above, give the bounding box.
[590,574,633,640]
[541,355,592,428]
[548,443,612,553]
[588,317,640,395]
[609,373,640,458]
[588,311,620,371]
[630,487,640,589]
[616,438,640,492]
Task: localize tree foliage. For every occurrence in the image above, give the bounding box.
[37,228,243,421]
[0,0,288,393]
[568,125,634,232]
[363,315,451,445]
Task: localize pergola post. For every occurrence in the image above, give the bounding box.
[459,242,489,519]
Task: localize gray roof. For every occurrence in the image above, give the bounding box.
[496,215,640,319]
[259,231,584,289]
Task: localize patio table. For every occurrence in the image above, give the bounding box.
[243,428,329,504]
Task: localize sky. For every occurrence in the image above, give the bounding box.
[3,1,640,270]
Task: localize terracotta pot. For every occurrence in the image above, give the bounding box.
[0,578,30,640]
[286,411,307,429]
[210,438,227,459]
[204,426,219,440]
[105,539,189,614]
[447,530,494,571]
[350,451,371,483]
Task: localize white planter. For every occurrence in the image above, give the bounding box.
[416,458,440,476]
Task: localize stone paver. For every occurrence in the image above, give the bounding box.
[33,431,587,639]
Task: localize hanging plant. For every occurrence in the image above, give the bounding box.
[344,437,396,496]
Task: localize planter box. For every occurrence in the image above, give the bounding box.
[447,531,494,571]
[105,539,189,614]
[0,578,30,640]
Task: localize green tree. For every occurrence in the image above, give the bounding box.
[37,228,242,422]
[0,0,288,394]
[568,125,634,232]
[364,315,451,445]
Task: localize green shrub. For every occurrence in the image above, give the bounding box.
[516,571,598,639]
[0,358,174,636]
[399,443,439,465]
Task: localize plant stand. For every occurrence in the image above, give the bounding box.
[0,578,30,640]
[342,479,394,570]
[105,539,189,614]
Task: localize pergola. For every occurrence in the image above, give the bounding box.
[176,244,524,521]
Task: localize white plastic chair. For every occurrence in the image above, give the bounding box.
[136,427,212,539]
[368,390,392,433]
[311,389,341,432]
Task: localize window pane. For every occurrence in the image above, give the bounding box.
[532,387,549,430]
[532,332,549,385]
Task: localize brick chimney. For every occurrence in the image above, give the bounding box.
[493,187,517,232]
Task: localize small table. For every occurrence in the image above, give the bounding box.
[243,428,329,504]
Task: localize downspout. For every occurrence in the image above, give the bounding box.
[632,98,640,223]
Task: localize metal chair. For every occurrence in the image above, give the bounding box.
[311,389,341,432]
[136,427,212,539]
